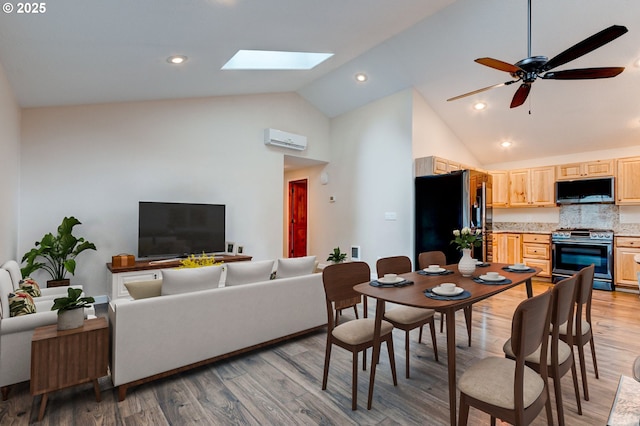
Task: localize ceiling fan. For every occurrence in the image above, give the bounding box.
[447,0,628,108]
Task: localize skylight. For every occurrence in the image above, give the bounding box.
[221,50,333,70]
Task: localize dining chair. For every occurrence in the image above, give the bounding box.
[503,274,582,426]
[376,256,438,378]
[559,264,598,401]
[458,289,553,426]
[321,261,397,410]
[418,250,472,345]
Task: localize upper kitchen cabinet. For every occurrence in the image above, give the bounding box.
[490,171,509,207]
[556,159,614,180]
[616,156,640,205]
[415,156,478,177]
[508,166,555,207]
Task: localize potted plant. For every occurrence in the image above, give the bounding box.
[21,216,97,287]
[327,247,347,264]
[51,287,95,330]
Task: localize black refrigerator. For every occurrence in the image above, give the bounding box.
[414,170,492,266]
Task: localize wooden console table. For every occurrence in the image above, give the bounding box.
[106,254,253,300]
[30,317,109,421]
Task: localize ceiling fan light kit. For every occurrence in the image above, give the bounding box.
[448,0,628,108]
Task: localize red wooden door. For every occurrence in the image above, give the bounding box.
[288,179,308,257]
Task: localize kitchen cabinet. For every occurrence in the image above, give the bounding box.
[494,233,521,265]
[556,159,614,180]
[521,233,551,278]
[614,236,640,290]
[508,166,555,207]
[616,157,640,205]
[415,156,459,176]
[490,171,509,207]
[414,156,480,177]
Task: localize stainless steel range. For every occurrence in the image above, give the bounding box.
[551,228,614,291]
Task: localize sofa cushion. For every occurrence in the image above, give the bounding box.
[8,290,36,317]
[125,279,163,299]
[276,256,317,279]
[19,277,42,297]
[161,265,223,295]
[225,260,275,286]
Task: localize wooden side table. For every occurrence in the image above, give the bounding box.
[30,317,109,421]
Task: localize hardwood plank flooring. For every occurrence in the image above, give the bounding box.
[1,281,638,425]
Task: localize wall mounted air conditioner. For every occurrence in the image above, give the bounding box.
[264,128,307,151]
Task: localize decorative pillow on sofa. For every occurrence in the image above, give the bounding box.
[225,260,275,286]
[8,290,36,317]
[276,256,317,279]
[19,277,42,297]
[125,279,163,299]
[161,265,223,296]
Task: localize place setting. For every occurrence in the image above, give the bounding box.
[418,264,454,276]
[475,259,490,267]
[502,262,536,273]
[424,282,471,300]
[472,271,513,285]
[370,273,414,288]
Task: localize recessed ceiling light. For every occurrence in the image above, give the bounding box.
[167,55,187,65]
[355,73,368,82]
[473,102,487,110]
[501,141,512,148]
[221,50,333,70]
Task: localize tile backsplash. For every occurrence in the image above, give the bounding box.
[494,204,640,234]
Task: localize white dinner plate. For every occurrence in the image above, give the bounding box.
[509,264,529,270]
[432,286,464,296]
[423,267,445,273]
[480,274,506,282]
[378,276,405,284]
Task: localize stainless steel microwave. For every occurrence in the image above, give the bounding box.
[555,177,615,204]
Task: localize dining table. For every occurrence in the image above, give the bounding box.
[353,262,539,426]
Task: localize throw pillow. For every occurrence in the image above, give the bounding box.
[225,260,275,286]
[19,277,42,297]
[276,256,317,279]
[161,265,223,295]
[8,290,36,317]
[124,279,163,299]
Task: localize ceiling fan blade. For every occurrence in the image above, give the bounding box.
[543,25,628,72]
[475,58,522,74]
[510,83,531,108]
[542,67,625,80]
[447,81,514,102]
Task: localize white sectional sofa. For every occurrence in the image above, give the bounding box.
[108,256,326,400]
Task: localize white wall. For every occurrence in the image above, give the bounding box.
[20,93,330,295]
[412,90,480,168]
[0,62,20,262]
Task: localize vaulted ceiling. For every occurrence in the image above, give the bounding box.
[1,0,638,164]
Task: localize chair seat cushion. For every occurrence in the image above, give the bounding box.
[458,357,544,410]
[558,319,590,337]
[384,306,434,324]
[332,318,393,346]
[503,336,572,366]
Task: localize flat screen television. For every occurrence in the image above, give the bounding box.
[138,202,225,258]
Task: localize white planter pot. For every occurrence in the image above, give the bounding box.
[458,248,476,277]
[57,308,84,331]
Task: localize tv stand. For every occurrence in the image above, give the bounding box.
[106,254,252,300]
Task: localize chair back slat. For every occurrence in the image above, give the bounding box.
[511,289,552,360]
[376,256,411,278]
[418,251,446,270]
[322,261,370,303]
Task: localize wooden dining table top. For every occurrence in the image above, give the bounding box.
[353,263,539,311]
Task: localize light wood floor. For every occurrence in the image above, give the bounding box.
[1,281,639,425]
